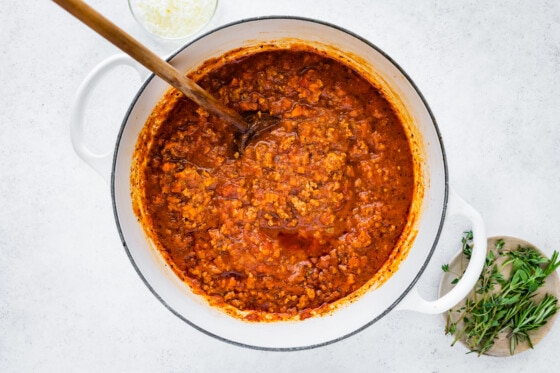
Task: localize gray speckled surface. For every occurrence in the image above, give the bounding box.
[1,1,560,371]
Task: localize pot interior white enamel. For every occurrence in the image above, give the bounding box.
[111,17,447,350]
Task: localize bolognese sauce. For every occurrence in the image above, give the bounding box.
[132,45,416,321]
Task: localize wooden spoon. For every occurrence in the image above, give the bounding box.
[53,0,253,138]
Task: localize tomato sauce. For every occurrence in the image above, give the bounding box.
[132,46,415,321]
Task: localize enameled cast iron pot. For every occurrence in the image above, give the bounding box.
[70,17,486,350]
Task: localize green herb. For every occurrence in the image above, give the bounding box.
[443,232,560,356]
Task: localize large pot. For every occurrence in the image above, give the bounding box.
[70,17,486,350]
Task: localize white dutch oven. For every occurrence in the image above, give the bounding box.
[71,17,486,350]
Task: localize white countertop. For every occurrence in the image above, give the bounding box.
[2,1,560,371]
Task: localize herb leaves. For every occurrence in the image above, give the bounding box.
[443,232,560,356]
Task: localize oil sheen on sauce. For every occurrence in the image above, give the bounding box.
[131,44,417,321]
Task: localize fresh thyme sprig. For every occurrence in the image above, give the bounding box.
[443,232,560,356]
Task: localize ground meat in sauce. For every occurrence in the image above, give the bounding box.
[133,47,415,321]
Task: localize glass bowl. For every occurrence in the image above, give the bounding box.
[128,0,218,40]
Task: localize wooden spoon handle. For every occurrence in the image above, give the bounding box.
[53,0,248,132]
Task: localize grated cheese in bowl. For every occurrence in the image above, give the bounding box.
[129,0,218,40]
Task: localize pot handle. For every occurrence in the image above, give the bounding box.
[395,188,486,314]
[70,54,147,181]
